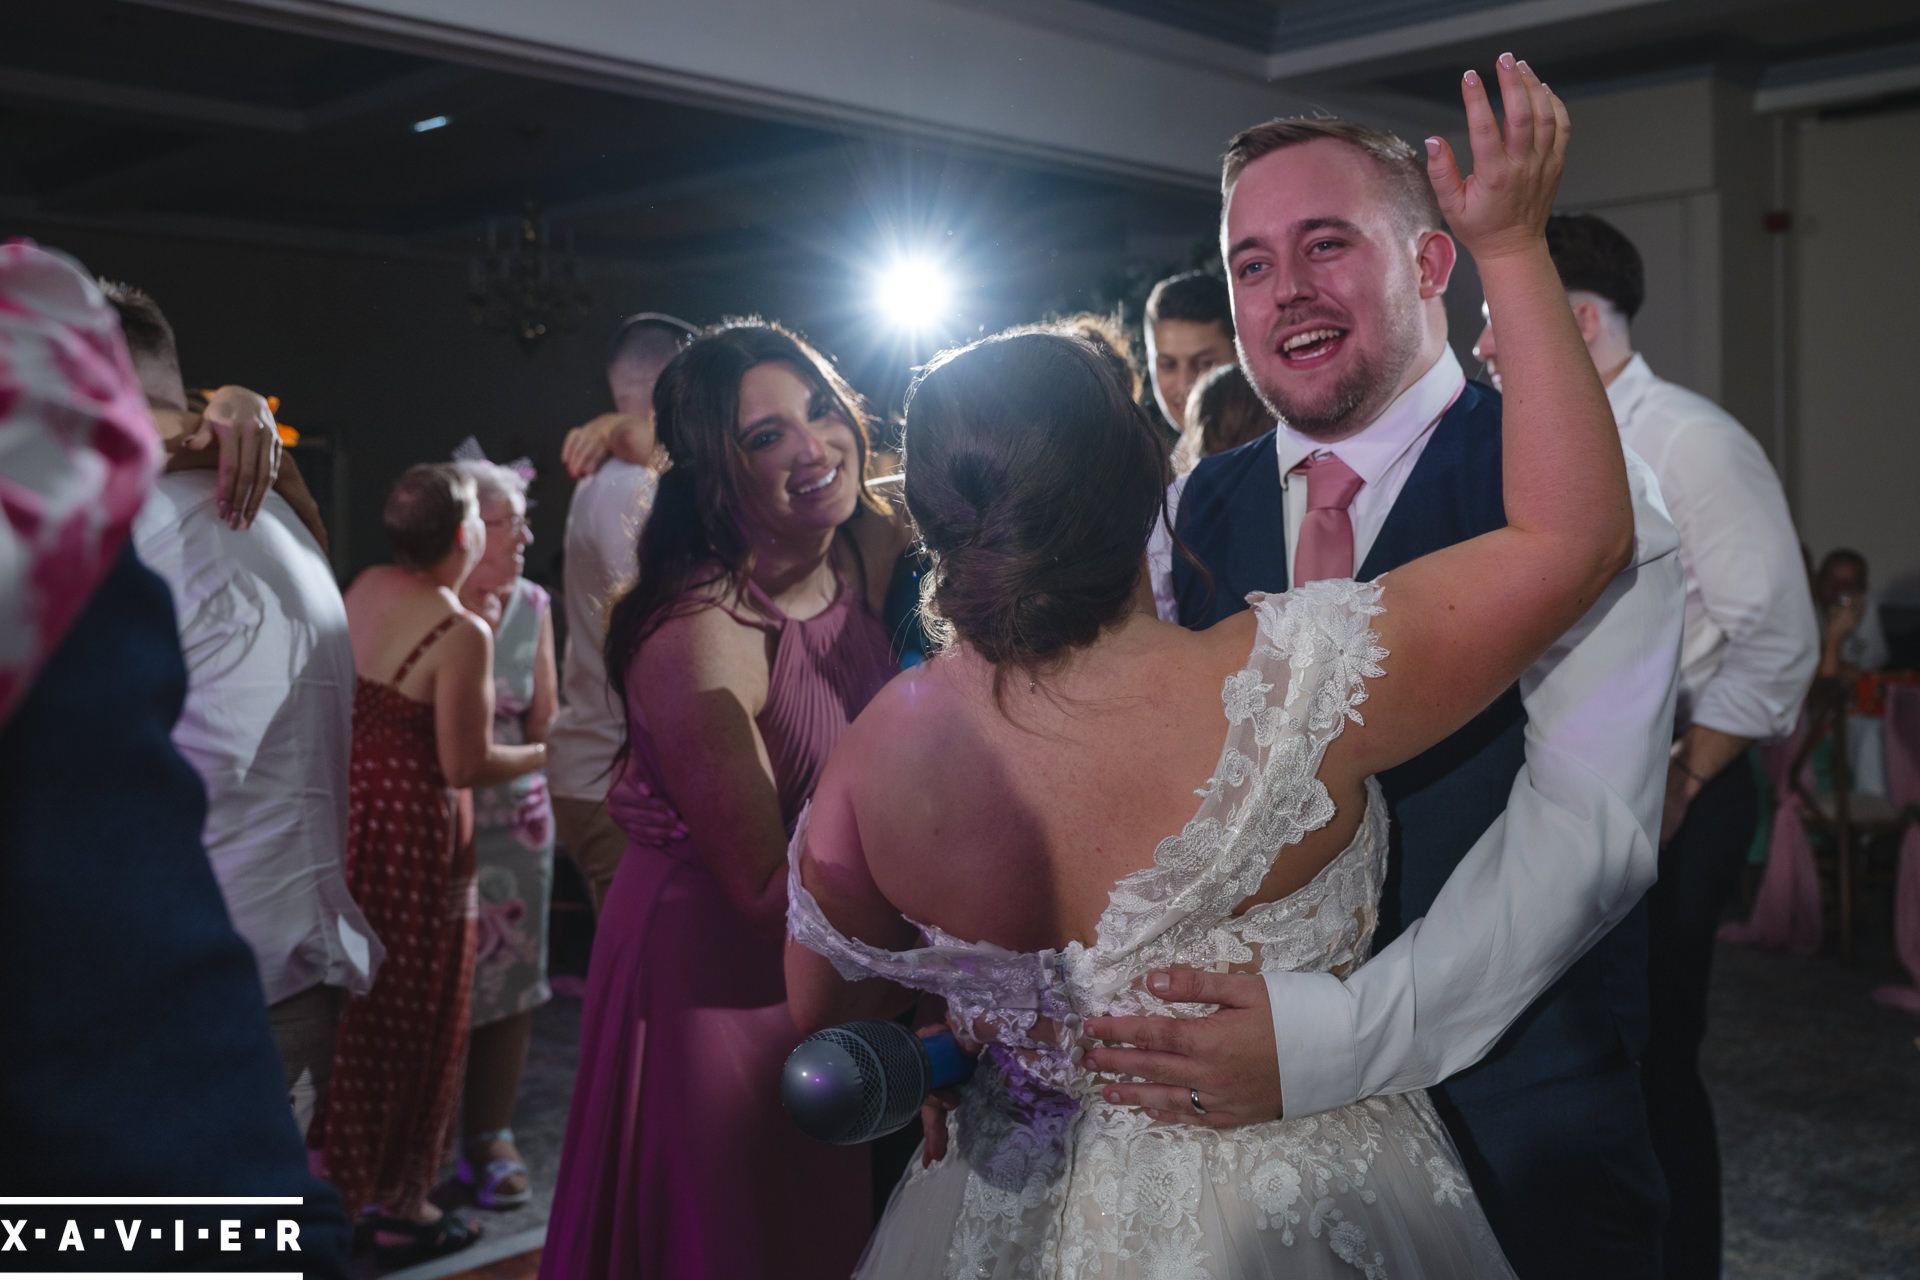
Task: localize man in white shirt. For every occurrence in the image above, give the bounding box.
[1111,111,1685,1277]
[548,313,695,910]
[104,282,378,1136]
[1474,212,1818,1278]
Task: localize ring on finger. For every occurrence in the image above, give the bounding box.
[1189,1087,1208,1116]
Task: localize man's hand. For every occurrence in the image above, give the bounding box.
[562,412,659,479]
[1660,762,1702,847]
[1661,724,1752,847]
[1081,968,1282,1128]
[175,385,281,528]
[622,779,688,844]
[914,1007,968,1168]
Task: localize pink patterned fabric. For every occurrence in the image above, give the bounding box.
[0,241,161,729]
[1718,713,1823,956]
[1871,686,1920,1015]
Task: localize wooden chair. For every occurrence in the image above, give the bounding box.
[1789,678,1909,960]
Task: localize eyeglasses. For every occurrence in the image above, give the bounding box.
[483,513,531,534]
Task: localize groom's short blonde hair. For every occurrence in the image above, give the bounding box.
[1221,117,1445,238]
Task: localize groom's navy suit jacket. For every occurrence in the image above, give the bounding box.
[1172,380,1665,1277]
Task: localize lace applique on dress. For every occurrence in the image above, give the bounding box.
[787,577,1515,1279]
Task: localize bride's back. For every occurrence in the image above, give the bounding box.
[823,330,1373,956]
[837,602,1372,955]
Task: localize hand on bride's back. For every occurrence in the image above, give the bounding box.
[1425,54,1568,263]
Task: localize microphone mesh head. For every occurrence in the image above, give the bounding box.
[782,1020,930,1145]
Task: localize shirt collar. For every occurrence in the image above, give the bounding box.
[1604,352,1656,428]
[1277,344,1466,485]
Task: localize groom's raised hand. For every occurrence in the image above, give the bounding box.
[1082,968,1282,1128]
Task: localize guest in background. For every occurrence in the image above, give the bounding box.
[1143,269,1235,433]
[548,313,696,910]
[1174,362,1271,474]
[106,280,379,1137]
[1815,548,1889,675]
[540,321,908,1280]
[452,448,558,1211]
[316,464,546,1266]
[1478,211,1818,1280]
[0,240,350,1273]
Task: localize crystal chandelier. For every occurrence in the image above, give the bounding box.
[469,203,591,353]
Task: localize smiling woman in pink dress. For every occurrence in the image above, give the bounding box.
[540,322,911,1280]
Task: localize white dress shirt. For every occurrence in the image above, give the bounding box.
[1269,457,1682,1115]
[1607,353,1816,740]
[547,459,657,802]
[1144,347,1688,1119]
[132,475,380,1006]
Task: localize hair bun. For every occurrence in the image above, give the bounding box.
[905,329,1168,677]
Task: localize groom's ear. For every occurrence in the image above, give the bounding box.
[1415,229,1458,299]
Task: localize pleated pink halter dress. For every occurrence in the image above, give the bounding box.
[541,573,895,1279]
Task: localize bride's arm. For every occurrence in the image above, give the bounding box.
[784,745,921,1033]
[1327,58,1633,783]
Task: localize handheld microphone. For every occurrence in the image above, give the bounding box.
[782,1020,974,1145]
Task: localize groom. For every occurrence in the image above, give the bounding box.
[1095,107,1686,1277]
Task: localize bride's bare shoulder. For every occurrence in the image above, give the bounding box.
[839,657,935,735]
[1197,607,1261,661]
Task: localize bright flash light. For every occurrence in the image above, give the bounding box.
[411,114,452,133]
[873,257,953,333]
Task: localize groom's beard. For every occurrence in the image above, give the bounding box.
[1248,303,1425,442]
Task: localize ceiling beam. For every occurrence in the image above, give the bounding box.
[125,0,1319,185]
[0,65,306,131]
[1754,40,1920,113]
[303,61,476,128]
[1263,0,1672,79]
[38,63,480,212]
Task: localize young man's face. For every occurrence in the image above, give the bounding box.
[1147,318,1237,431]
[1223,138,1436,441]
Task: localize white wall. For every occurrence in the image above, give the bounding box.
[1442,75,1730,402]
[1792,102,1920,601]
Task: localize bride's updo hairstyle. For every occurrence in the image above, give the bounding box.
[904,328,1170,685]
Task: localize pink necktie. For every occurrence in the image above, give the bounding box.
[1293,453,1364,584]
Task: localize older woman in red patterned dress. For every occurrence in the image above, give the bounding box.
[313,464,546,1266]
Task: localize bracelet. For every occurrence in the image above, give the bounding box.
[1672,760,1710,786]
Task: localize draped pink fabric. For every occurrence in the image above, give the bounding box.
[1718,715,1823,956]
[1870,686,1920,1015]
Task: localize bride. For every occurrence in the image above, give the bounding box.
[787,60,1607,1277]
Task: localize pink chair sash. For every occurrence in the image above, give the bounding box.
[1718,795,1824,956]
[1871,685,1920,1014]
[1719,714,1823,956]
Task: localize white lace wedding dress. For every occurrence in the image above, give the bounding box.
[788,579,1516,1279]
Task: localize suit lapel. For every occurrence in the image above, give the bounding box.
[1357,398,1474,580]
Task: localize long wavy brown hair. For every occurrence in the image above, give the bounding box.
[603,320,886,710]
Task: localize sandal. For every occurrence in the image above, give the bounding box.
[459,1128,533,1210]
[367,1211,482,1266]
